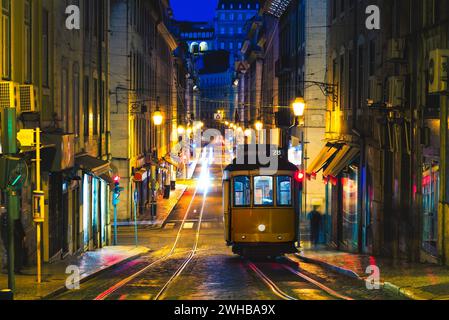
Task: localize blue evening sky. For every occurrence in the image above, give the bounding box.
[171,0,219,22]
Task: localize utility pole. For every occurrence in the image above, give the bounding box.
[32,128,45,284]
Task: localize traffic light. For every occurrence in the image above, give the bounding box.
[294,170,304,191]
[112,175,124,206]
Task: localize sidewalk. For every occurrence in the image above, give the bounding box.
[118,153,200,228]
[0,245,149,300]
[0,153,200,300]
[297,245,449,300]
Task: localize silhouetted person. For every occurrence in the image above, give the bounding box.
[308,205,322,247]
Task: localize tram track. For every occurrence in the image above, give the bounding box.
[247,257,354,301]
[94,148,213,301]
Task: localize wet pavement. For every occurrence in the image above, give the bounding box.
[50,147,403,301]
[298,248,449,300]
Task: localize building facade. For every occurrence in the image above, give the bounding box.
[109,0,180,220]
[307,0,449,266]
[277,0,328,238]
[0,0,112,264]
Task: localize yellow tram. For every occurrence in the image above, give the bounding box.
[223,145,301,257]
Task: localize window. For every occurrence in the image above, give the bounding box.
[254,176,273,206]
[238,27,242,34]
[234,176,250,207]
[1,0,11,79]
[229,27,234,35]
[42,9,49,86]
[229,13,234,20]
[83,76,89,137]
[277,176,292,206]
[238,42,242,49]
[61,68,69,131]
[93,78,98,135]
[220,42,225,49]
[220,13,225,20]
[238,13,243,20]
[369,40,376,76]
[220,27,225,34]
[24,0,32,83]
[73,65,80,136]
[229,42,233,50]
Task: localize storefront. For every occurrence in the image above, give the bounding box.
[422,163,439,256]
[76,154,111,251]
[307,143,361,253]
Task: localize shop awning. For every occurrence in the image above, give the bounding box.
[99,173,115,187]
[75,154,110,176]
[306,143,340,176]
[323,145,360,178]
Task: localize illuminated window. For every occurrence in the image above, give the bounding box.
[254,176,273,206]
[234,176,250,207]
[277,176,292,206]
[24,0,32,83]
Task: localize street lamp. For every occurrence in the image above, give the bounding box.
[292,97,306,117]
[291,97,307,223]
[151,102,163,219]
[255,120,263,131]
[177,125,185,135]
[153,109,163,126]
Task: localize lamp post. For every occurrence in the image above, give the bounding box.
[292,97,307,225]
[151,100,163,219]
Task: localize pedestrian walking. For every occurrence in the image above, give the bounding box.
[308,205,322,247]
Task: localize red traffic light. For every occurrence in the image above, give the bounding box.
[113,175,120,183]
[294,171,305,182]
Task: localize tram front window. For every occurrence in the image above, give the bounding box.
[277,176,292,206]
[254,176,273,206]
[234,176,250,206]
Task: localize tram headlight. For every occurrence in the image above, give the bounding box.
[258,224,266,232]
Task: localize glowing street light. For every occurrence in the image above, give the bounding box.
[292,97,306,117]
[153,109,163,126]
[255,121,263,131]
[177,126,185,135]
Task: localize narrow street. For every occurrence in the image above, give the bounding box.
[51,146,402,301]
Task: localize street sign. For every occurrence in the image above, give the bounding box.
[214,113,223,121]
[17,129,35,147]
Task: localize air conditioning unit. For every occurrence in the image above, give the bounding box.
[428,49,449,94]
[0,81,20,109]
[367,76,383,106]
[18,85,38,113]
[387,76,405,107]
[387,38,406,60]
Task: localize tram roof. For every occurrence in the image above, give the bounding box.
[224,144,298,172]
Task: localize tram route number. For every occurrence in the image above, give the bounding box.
[174,304,276,318]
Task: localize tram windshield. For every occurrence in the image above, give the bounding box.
[234,176,251,206]
[254,176,274,206]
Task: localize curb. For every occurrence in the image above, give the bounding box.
[42,248,150,300]
[296,253,426,300]
[296,253,362,280]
